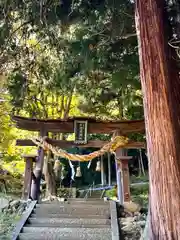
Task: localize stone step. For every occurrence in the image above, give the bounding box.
[66,198,104,201]
[19,232,111,240]
[89,196,101,198]
[89,191,102,194]
[28,217,111,226]
[36,203,109,208]
[89,191,102,195]
[22,226,111,235]
[34,207,110,216]
[88,196,102,199]
[40,199,106,204]
[31,213,110,219]
[43,198,104,200]
[27,222,109,228]
[88,191,102,197]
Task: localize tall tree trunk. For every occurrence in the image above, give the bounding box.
[54,160,62,189]
[43,155,56,197]
[117,88,124,119]
[135,0,180,239]
[64,90,74,120]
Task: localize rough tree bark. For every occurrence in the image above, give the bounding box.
[135,0,180,239]
[54,159,62,188]
[43,155,56,197]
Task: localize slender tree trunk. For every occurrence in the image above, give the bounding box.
[43,155,56,197]
[135,0,180,239]
[64,89,74,120]
[54,160,62,189]
[117,88,124,119]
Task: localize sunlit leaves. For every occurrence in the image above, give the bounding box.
[0,0,145,123]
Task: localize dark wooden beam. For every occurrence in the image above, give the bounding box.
[16,138,146,149]
[12,116,145,134]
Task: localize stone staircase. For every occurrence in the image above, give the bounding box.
[18,199,113,240]
[88,190,103,198]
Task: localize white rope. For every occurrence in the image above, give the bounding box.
[68,160,75,181]
[87,161,92,169]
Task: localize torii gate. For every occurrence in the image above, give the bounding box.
[12,116,145,203]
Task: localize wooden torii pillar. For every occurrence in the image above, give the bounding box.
[30,129,47,201]
[115,149,132,203]
[22,155,36,200]
[108,152,111,186]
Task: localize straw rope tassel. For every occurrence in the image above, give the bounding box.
[96,160,101,172]
[76,162,82,177]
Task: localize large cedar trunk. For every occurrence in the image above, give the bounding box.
[135,0,180,239]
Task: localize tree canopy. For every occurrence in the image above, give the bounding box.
[0,0,145,121]
[0,0,179,149]
[0,0,179,158]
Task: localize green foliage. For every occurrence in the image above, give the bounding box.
[130,174,149,184]
[105,183,149,207]
[0,211,21,239]
[0,0,144,121]
[0,79,37,173]
[131,184,149,208]
[0,0,146,163]
[0,85,14,151]
[106,188,117,198]
[8,73,26,109]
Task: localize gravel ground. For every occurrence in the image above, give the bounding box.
[120,213,147,240]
